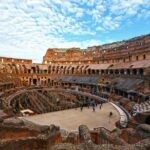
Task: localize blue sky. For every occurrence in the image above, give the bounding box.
[0,0,150,63]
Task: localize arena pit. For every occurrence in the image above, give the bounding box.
[22,102,120,131]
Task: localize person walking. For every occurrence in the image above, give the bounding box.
[99,102,103,109]
[93,106,95,112]
[81,103,84,111]
[95,101,97,107]
[109,112,113,117]
[92,102,95,112]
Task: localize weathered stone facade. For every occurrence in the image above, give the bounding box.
[43,34,150,65]
[0,34,150,149]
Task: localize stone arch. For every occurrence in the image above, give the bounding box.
[120,69,124,75]
[139,68,144,76]
[145,116,150,125]
[92,69,96,74]
[127,69,130,75]
[143,54,146,60]
[132,69,137,75]
[48,65,51,74]
[31,66,36,74]
[56,65,59,74]
[59,66,64,74]
[52,65,55,74]
[109,69,113,75]
[19,65,24,74]
[23,65,27,74]
[13,64,19,74]
[71,67,75,74]
[88,69,91,75]
[83,65,89,75]
[36,65,40,74]
[101,70,104,75]
[75,66,80,74]
[63,66,67,74]
[80,65,84,74]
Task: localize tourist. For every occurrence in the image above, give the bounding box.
[93,106,95,112]
[99,103,102,109]
[95,101,98,107]
[109,112,113,117]
[81,103,84,111]
[99,102,103,109]
[92,102,95,112]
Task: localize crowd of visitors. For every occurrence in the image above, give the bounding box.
[80,99,104,112]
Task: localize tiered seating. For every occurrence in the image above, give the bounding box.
[132,101,150,116]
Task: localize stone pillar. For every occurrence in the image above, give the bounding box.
[79,125,91,143]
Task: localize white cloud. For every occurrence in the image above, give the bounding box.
[0,0,150,63]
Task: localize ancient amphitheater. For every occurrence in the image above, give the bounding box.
[0,34,150,150]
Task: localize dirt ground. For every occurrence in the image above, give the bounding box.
[23,103,120,131]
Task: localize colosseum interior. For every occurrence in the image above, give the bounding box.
[0,34,150,150]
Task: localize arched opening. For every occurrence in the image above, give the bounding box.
[29,78,32,85]
[132,69,137,75]
[101,70,104,75]
[109,69,113,74]
[92,69,95,74]
[114,70,119,74]
[67,70,69,74]
[139,68,144,76]
[48,66,51,74]
[44,70,47,74]
[105,70,108,74]
[51,80,54,86]
[88,69,91,75]
[38,78,40,85]
[60,66,63,74]
[120,69,124,75]
[28,69,31,74]
[145,116,150,125]
[79,66,83,74]
[83,69,86,75]
[36,66,39,74]
[44,80,47,85]
[71,67,74,74]
[127,69,130,75]
[33,79,37,85]
[52,66,55,73]
[48,79,50,84]
[56,66,59,74]
[76,66,79,74]
[129,56,132,61]
[31,67,36,73]
[96,70,99,75]
[63,66,67,74]
[123,58,125,62]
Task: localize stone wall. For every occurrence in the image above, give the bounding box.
[43,34,150,65]
[0,57,32,64]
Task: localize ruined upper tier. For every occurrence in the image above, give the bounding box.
[43,34,150,65]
